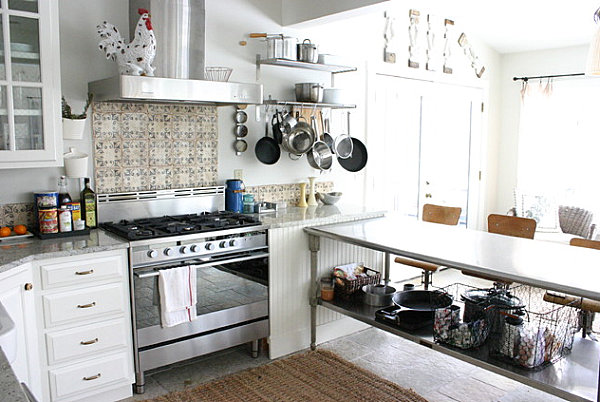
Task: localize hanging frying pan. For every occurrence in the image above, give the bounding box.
[338,137,368,172]
[255,122,280,165]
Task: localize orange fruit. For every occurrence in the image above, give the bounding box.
[13,225,27,235]
[0,227,11,237]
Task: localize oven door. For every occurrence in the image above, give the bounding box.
[133,250,269,348]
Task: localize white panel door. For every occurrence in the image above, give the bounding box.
[371,74,483,228]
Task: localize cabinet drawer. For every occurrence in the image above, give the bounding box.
[42,283,126,328]
[40,255,124,289]
[46,318,129,365]
[48,351,130,400]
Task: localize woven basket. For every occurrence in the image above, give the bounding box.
[334,267,381,299]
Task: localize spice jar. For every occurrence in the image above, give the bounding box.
[243,194,255,214]
[320,277,335,301]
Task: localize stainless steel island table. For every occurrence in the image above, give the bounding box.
[305,216,600,401]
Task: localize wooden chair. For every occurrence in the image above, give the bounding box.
[461,215,537,284]
[544,238,600,339]
[394,204,461,289]
[487,214,537,239]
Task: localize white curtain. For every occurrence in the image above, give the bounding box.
[516,78,600,214]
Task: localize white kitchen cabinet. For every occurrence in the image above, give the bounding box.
[0,263,43,401]
[0,0,62,168]
[34,249,134,402]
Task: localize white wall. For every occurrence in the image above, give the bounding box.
[0,0,501,211]
[493,45,589,214]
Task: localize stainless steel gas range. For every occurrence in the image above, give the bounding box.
[98,187,269,394]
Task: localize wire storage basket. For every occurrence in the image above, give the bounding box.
[433,283,492,349]
[204,67,233,82]
[487,285,579,369]
[333,263,381,300]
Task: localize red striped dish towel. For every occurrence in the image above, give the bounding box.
[158,266,197,328]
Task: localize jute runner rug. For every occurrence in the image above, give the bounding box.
[145,349,428,401]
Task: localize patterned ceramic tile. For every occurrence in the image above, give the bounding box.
[94,140,122,168]
[121,140,148,167]
[96,168,123,193]
[121,112,149,139]
[92,102,218,193]
[148,114,171,139]
[0,203,35,227]
[246,181,334,205]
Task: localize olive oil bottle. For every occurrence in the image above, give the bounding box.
[80,178,97,228]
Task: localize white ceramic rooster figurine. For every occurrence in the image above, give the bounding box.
[97,8,156,76]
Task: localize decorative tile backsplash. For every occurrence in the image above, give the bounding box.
[0,203,35,228]
[92,102,218,193]
[246,182,334,206]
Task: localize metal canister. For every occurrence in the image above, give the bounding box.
[38,208,59,234]
[58,207,72,232]
[34,191,58,209]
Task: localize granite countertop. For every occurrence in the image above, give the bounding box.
[0,229,129,275]
[0,348,27,402]
[258,204,386,229]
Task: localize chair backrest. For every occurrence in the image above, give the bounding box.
[570,238,600,250]
[559,206,594,238]
[422,204,461,225]
[488,214,536,239]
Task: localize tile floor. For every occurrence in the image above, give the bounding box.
[123,269,571,402]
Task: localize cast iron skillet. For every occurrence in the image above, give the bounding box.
[392,290,453,311]
[338,137,368,172]
[255,123,281,165]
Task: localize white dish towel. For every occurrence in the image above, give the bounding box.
[158,266,197,328]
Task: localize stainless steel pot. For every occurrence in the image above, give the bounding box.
[362,284,397,306]
[250,33,297,60]
[297,39,318,63]
[295,83,324,103]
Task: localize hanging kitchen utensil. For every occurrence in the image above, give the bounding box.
[271,112,283,144]
[235,124,248,137]
[334,111,354,159]
[282,113,314,156]
[255,121,280,165]
[307,115,333,172]
[234,139,248,156]
[338,137,368,172]
[319,110,334,151]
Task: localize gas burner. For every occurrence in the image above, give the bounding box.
[100,211,262,241]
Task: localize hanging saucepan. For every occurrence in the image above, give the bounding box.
[338,137,368,172]
[319,110,334,151]
[334,111,354,159]
[392,289,453,311]
[307,115,333,172]
[255,121,280,164]
[282,113,315,157]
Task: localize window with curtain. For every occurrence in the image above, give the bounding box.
[516,78,600,230]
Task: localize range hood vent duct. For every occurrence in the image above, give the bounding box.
[88,0,262,105]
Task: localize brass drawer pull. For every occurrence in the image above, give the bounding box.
[75,269,94,276]
[82,373,101,381]
[77,302,96,309]
[80,338,99,345]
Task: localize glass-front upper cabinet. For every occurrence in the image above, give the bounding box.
[0,0,62,168]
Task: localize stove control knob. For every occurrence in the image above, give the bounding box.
[229,239,239,247]
[163,248,174,256]
[180,246,189,254]
[190,244,199,253]
[147,249,158,258]
[219,241,229,249]
[205,243,215,251]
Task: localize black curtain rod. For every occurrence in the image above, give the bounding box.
[513,73,585,82]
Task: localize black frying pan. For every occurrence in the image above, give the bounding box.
[392,290,453,311]
[338,137,368,172]
[255,122,280,165]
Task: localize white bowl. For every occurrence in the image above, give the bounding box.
[323,88,349,104]
[318,192,342,205]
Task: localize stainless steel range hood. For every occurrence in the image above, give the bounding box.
[88,0,262,105]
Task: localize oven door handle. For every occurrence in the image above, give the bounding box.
[134,252,270,279]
